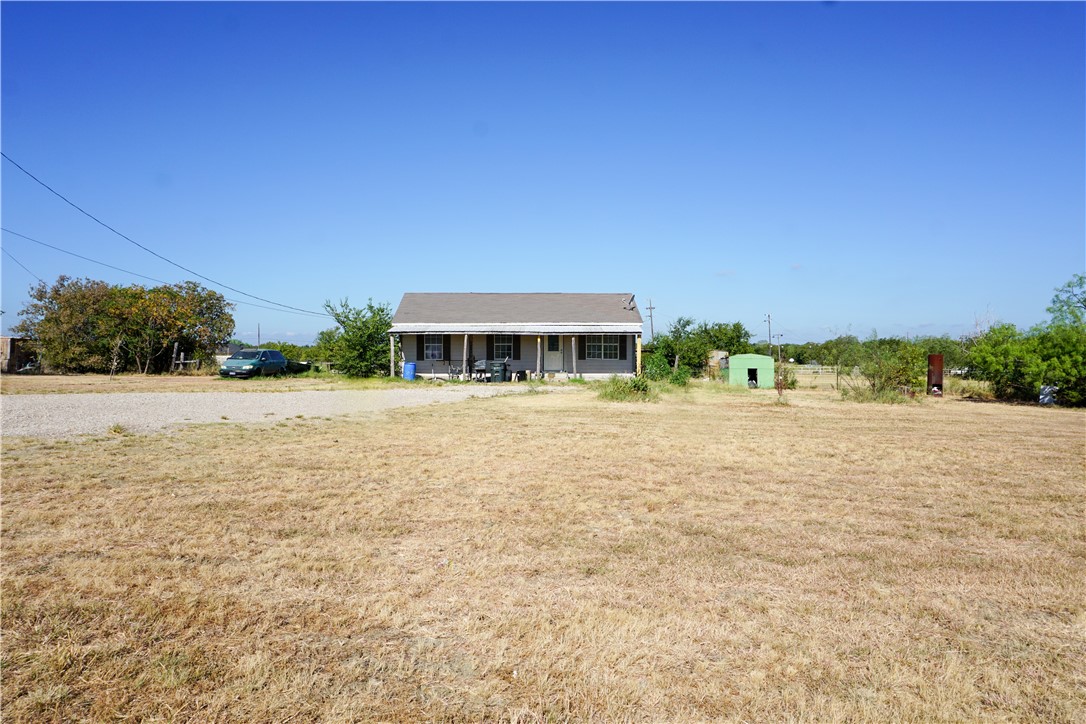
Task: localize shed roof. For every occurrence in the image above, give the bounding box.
[389,293,644,335]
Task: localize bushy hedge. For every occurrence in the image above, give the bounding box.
[597,375,655,402]
[969,322,1085,406]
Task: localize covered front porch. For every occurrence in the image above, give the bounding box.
[389,330,643,381]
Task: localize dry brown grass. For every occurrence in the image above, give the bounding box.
[0,372,408,395]
[2,386,1083,722]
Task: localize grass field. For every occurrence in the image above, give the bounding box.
[0,371,405,395]
[2,384,1083,721]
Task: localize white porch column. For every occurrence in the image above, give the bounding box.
[462,334,469,381]
[536,336,542,378]
[572,335,577,377]
[636,334,642,375]
[389,334,396,377]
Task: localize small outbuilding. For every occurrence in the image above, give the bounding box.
[723,353,775,389]
[1,336,33,373]
[707,350,729,379]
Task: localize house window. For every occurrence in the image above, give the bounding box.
[493,334,513,360]
[423,334,443,360]
[586,335,619,360]
[547,335,560,352]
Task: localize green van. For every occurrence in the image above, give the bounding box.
[218,349,288,378]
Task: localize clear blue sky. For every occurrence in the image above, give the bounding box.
[3,1,1083,345]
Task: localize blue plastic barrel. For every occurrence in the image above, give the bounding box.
[403,362,416,380]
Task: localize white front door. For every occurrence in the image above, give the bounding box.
[544,335,563,371]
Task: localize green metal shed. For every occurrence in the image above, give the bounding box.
[724,353,775,389]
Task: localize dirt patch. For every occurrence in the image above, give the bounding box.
[1,372,398,395]
[0,386,528,438]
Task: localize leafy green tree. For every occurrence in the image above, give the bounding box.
[123,285,177,373]
[969,323,1038,401]
[12,276,234,374]
[119,282,233,373]
[323,298,393,377]
[263,341,311,361]
[968,277,1086,406]
[913,334,973,372]
[1031,323,1086,406]
[1047,273,1085,325]
[652,317,753,377]
[311,328,341,363]
[14,277,124,373]
[170,281,235,365]
[852,334,925,395]
[642,351,671,381]
[693,321,754,358]
[813,334,864,389]
[816,335,863,371]
[970,322,1086,406]
[652,317,698,374]
[782,341,821,365]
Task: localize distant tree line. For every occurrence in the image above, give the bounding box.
[15,273,1081,404]
[646,274,1085,406]
[13,276,234,374]
[776,333,972,372]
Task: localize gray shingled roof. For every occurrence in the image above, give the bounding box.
[389,293,644,334]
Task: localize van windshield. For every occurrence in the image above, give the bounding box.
[230,351,260,360]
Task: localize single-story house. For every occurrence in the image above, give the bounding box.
[389,293,644,380]
[723,353,775,389]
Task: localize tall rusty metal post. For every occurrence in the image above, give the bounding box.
[927,354,944,396]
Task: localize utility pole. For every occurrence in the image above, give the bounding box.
[646,299,656,341]
[764,313,772,356]
[257,323,261,347]
[772,332,784,396]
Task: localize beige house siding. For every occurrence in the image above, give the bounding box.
[403,333,486,376]
[564,336,637,376]
[402,333,637,377]
[391,293,644,378]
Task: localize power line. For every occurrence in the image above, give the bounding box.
[2,227,330,318]
[1,228,331,319]
[3,227,171,285]
[1,247,45,283]
[1,152,331,317]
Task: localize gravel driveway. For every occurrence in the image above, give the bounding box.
[0,387,522,438]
